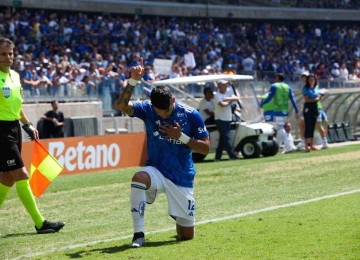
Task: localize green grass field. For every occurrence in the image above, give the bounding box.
[1,144,359,259]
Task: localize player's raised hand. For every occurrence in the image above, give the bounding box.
[130,57,145,80]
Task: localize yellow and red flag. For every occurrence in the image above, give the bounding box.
[29,141,64,198]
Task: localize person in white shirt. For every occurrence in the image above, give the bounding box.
[331,63,340,78]
[339,63,349,80]
[282,122,297,153]
[213,80,240,161]
[198,87,215,125]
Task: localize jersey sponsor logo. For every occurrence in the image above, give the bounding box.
[177,112,185,117]
[198,127,206,134]
[159,135,183,144]
[2,86,11,98]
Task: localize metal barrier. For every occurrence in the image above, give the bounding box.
[21,76,360,138]
[292,88,360,139]
[67,116,99,137]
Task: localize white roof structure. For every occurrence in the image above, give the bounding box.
[152,74,254,86]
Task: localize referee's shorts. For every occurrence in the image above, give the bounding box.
[0,120,24,172]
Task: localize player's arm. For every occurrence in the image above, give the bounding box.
[20,109,39,140]
[223,95,239,102]
[260,85,275,107]
[303,94,321,103]
[116,58,145,116]
[187,135,210,155]
[288,88,299,115]
[204,108,214,117]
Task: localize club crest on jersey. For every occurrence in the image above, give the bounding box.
[2,86,11,98]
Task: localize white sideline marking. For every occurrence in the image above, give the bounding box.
[13,189,360,260]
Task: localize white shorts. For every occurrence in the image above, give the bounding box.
[141,166,195,227]
[268,116,288,130]
[274,116,287,127]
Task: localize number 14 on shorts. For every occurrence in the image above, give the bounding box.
[187,200,195,217]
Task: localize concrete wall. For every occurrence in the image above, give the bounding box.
[2,0,360,21]
[23,101,145,138]
[23,101,103,139]
[24,101,103,125]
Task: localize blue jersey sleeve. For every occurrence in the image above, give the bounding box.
[288,87,299,113]
[131,101,151,120]
[188,109,209,140]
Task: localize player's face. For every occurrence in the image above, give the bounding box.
[0,43,14,72]
[153,101,174,119]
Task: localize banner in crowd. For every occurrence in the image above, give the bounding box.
[184,52,196,68]
[153,58,173,75]
[22,133,148,175]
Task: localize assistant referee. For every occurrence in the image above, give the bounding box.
[0,36,64,234]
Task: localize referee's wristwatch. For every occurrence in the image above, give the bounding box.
[24,122,33,127]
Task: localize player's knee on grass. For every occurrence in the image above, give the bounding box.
[176,219,194,240]
[132,171,151,188]
[177,225,194,240]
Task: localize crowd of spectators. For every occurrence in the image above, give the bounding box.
[0,6,359,103]
[140,0,359,9]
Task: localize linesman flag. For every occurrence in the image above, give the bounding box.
[29,140,64,198]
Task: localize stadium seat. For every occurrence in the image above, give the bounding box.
[327,123,339,143]
[342,122,356,141]
[336,122,347,142]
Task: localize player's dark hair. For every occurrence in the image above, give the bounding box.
[276,73,285,81]
[150,86,172,110]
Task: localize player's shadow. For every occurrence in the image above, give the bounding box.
[1,232,38,238]
[66,238,179,258]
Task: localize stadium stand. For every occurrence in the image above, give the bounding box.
[0,1,359,138]
[135,0,359,9]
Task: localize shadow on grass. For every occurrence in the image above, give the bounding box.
[199,158,244,164]
[1,232,37,238]
[66,238,180,258]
